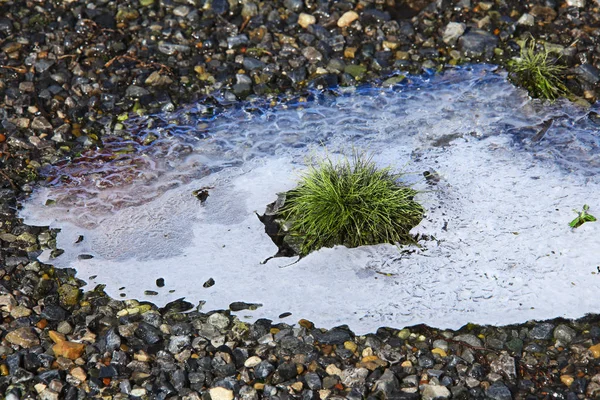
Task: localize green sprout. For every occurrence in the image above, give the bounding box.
[279,152,424,255]
[569,204,597,229]
[508,40,569,100]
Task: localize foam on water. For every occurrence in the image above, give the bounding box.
[20,65,600,333]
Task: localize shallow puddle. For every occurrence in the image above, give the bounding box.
[21,65,600,333]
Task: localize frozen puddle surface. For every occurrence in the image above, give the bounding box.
[21,65,600,334]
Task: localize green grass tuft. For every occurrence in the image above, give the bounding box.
[508,40,569,100]
[279,152,424,255]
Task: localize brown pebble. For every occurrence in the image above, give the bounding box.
[299,319,314,329]
[52,341,85,360]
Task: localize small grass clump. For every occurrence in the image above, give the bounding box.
[279,152,424,255]
[508,40,569,100]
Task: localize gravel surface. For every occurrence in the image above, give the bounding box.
[1,0,600,398]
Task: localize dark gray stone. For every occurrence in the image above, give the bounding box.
[305,372,322,390]
[529,323,555,340]
[575,63,600,84]
[254,360,275,380]
[373,369,399,397]
[553,324,577,344]
[125,85,150,98]
[135,322,162,344]
[275,362,297,381]
[313,328,352,345]
[40,304,67,321]
[486,382,513,400]
[458,29,498,58]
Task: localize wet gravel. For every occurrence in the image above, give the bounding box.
[1,0,600,398]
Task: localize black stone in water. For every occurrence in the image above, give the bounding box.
[156,278,165,287]
[161,298,194,313]
[78,254,94,260]
[145,290,158,296]
[203,278,215,288]
[75,235,84,243]
[279,312,292,319]
[229,301,262,311]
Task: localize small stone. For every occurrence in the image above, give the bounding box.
[302,47,322,63]
[70,367,87,382]
[344,47,357,59]
[454,334,483,347]
[422,384,451,400]
[574,64,600,85]
[283,0,303,12]
[442,22,465,45]
[589,343,600,358]
[344,65,367,80]
[432,348,447,357]
[209,387,234,400]
[344,341,357,353]
[398,329,411,339]
[298,13,316,29]
[41,304,67,321]
[517,13,534,26]
[337,11,359,28]
[58,284,80,307]
[254,360,275,379]
[130,388,147,397]
[305,372,322,390]
[49,331,66,343]
[10,305,32,318]
[31,117,52,130]
[529,5,557,22]
[529,323,555,340]
[52,341,85,360]
[208,313,230,330]
[145,71,173,86]
[565,0,585,6]
[6,327,40,348]
[490,353,516,381]
[458,29,498,59]
[39,389,59,400]
[561,375,574,387]
[168,335,190,354]
[291,381,303,391]
[0,294,16,307]
[245,356,262,368]
[173,5,190,16]
[373,369,399,397]
[486,382,513,400]
[326,364,343,377]
[125,85,150,98]
[554,324,577,344]
[505,338,523,354]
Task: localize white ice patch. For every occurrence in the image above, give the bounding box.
[20,65,600,334]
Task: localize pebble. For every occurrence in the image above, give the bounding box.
[52,341,85,360]
[297,13,316,29]
[443,22,466,45]
[422,384,451,400]
[337,11,359,28]
[5,327,40,348]
[210,387,234,400]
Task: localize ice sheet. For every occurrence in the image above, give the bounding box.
[20,65,600,333]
